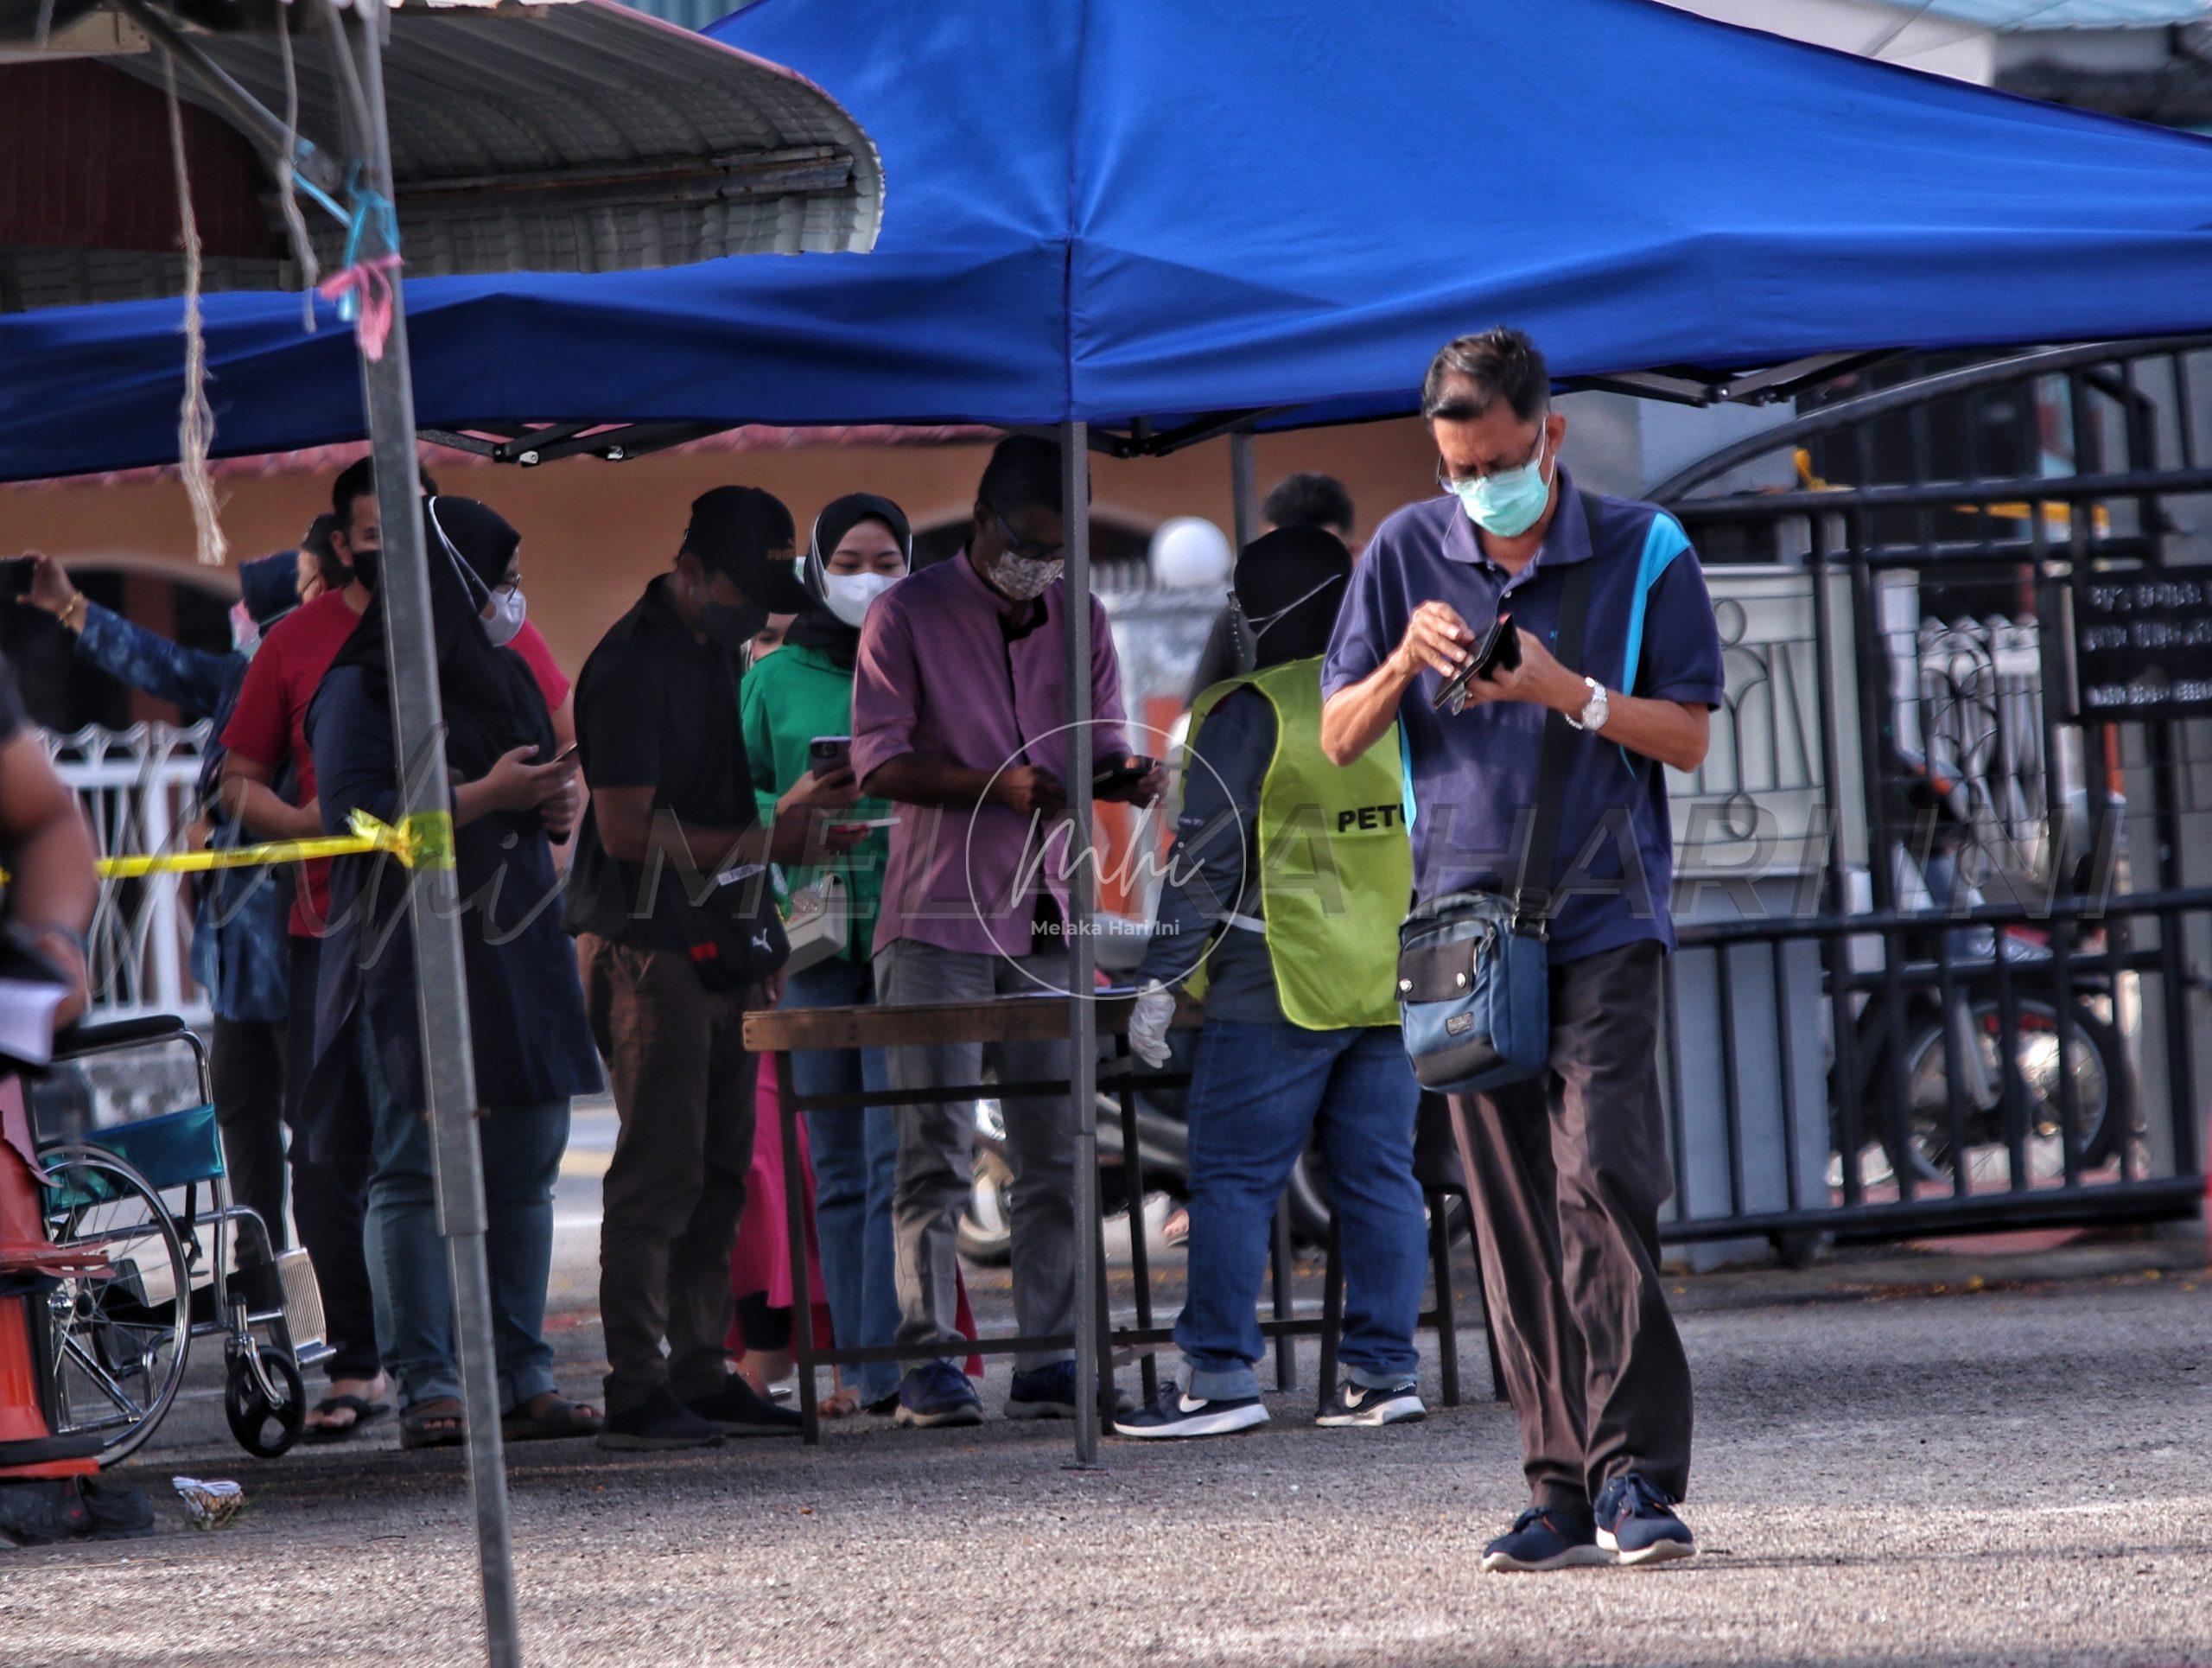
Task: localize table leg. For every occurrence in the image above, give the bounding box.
[775,1052,820,1447]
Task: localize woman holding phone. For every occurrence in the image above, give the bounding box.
[740,492,911,1416]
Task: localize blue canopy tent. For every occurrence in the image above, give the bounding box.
[14,0,2212,1482]
[10,0,2212,476]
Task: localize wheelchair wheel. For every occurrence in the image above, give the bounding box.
[226,1344,306,1458]
[38,1143,192,1466]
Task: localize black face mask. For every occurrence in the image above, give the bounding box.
[698,599,766,654]
[347,545,380,593]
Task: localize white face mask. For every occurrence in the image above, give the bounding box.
[482,586,527,648]
[822,570,898,629]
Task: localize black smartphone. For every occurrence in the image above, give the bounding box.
[1432,614,1519,714]
[809,735,852,774]
[1092,754,1154,795]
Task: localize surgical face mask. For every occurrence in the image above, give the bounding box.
[482,585,527,648]
[822,570,898,629]
[1229,572,1344,669]
[982,548,1064,602]
[346,544,381,592]
[1445,423,1554,538]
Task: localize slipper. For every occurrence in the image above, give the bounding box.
[500,1397,604,1442]
[304,1392,391,1445]
[400,1398,467,1451]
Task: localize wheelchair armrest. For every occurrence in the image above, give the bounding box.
[50,1015,193,1062]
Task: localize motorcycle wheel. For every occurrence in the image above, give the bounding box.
[957,1143,1015,1264]
[1897,996,2130,1185]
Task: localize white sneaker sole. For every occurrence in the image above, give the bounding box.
[1112,1404,1271,1439]
[1480,1544,1615,1574]
[1316,1394,1427,1428]
[1597,1528,1697,1567]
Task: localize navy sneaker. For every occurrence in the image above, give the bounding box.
[893,1361,983,1429]
[1004,1359,1135,1421]
[596,1385,725,1453]
[1593,1473,1696,1567]
[1480,1505,1612,1573]
[685,1375,803,1437]
[1316,1378,1426,1428]
[1113,1381,1269,1440]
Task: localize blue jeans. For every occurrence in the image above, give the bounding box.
[1177,1021,1425,1401]
[782,957,900,1405]
[362,1028,570,1412]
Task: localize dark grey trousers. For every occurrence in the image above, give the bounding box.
[1449,939,1693,1511]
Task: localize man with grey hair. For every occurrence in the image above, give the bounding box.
[1320,327,1725,1573]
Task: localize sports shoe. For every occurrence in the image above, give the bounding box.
[894,1360,984,1429]
[1316,1378,1426,1428]
[1113,1381,1269,1439]
[685,1375,804,1437]
[1480,1505,1612,1573]
[1593,1472,1696,1567]
[596,1385,725,1453]
[1004,1359,1135,1421]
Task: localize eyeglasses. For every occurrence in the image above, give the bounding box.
[987,503,1065,563]
[1434,423,1548,490]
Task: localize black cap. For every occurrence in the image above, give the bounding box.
[683,487,809,613]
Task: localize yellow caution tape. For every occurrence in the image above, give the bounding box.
[2,808,458,886]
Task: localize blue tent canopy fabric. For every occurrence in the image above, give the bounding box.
[9,0,2212,480]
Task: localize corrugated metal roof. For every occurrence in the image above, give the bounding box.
[0,0,880,309]
[1923,1,2209,28]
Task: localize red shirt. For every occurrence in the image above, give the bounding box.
[221,594,569,937]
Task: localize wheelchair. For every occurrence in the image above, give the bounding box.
[30,1015,330,1463]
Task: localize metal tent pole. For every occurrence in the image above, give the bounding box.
[346,6,522,1663]
[1060,419,1103,1468]
[1230,429,1259,551]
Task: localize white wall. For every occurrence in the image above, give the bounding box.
[1659,0,1999,84]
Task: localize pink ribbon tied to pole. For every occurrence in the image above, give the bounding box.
[317,253,404,361]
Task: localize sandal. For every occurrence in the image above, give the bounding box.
[305,1392,391,1445]
[400,1397,467,1450]
[501,1395,604,1442]
[819,1388,861,1420]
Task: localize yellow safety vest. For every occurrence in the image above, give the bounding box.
[1182,657,1410,1030]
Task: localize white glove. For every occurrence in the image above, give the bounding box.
[1130,984,1176,1069]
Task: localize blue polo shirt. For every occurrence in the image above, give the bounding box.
[1321,466,1725,965]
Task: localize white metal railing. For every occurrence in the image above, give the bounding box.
[41,722,212,1025]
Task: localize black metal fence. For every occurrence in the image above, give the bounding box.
[1649,336,2212,1250]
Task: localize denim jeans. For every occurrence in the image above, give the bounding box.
[781,956,900,1405]
[1177,1021,1425,1401]
[362,1027,570,1413]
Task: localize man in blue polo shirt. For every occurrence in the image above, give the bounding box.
[1321,328,1724,1574]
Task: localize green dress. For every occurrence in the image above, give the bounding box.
[740,640,891,964]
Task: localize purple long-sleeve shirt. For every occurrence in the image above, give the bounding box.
[851,551,1130,958]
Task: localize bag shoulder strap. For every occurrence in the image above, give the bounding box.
[1512,493,1599,928]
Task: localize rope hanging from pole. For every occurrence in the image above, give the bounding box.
[162,61,228,569]
[272,2,323,331]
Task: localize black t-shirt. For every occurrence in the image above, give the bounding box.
[0,656,25,746]
[563,576,763,948]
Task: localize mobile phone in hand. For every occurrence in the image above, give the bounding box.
[810,735,852,775]
[1092,754,1154,795]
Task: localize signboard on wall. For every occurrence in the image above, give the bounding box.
[2069,565,2212,720]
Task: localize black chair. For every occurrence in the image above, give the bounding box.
[1316,1092,1506,1410]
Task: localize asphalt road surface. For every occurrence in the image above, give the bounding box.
[3,1124,2205,1667]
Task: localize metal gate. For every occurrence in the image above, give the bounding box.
[1648,335,2212,1246]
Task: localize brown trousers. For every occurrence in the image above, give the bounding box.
[1450,939,1693,1511]
[581,935,760,1414]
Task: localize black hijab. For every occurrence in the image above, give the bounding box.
[1233,527,1352,669]
[785,493,912,671]
[323,495,554,780]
